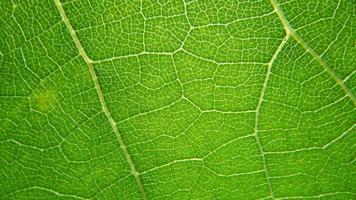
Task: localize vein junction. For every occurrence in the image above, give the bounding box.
[54,0,148,199]
[270,0,356,105]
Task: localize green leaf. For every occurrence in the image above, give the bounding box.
[1,0,355,199]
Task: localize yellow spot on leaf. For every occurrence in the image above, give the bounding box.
[30,90,59,113]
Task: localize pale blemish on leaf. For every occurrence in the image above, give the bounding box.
[30,90,59,113]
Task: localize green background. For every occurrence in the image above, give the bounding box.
[1,0,355,199]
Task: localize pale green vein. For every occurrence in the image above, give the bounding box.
[323,124,355,149]
[270,0,356,106]
[277,191,356,200]
[54,0,148,199]
[1,186,88,200]
[255,34,290,200]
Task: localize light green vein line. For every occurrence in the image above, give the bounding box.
[255,34,290,200]
[0,186,88,200]
[270,0,356,106]
[54,0,148,199]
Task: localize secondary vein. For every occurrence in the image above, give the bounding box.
[255,34,290,199]
[270,0,356,106]
[54,0,148,199]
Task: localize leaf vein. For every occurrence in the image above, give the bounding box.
[54,0,148,199]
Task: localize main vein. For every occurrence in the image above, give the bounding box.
[270,0,356,106]
[54,0,147,199]
[255,34,290,199]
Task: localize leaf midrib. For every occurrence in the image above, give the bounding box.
[54,0,148,199]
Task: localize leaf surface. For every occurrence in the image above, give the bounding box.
[0,0,355,199]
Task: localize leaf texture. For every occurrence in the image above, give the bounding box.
[0,0,355,199]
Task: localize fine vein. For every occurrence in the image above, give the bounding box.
[270,0,356,105]
[54,0,147,199]
[255,34,290,199]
